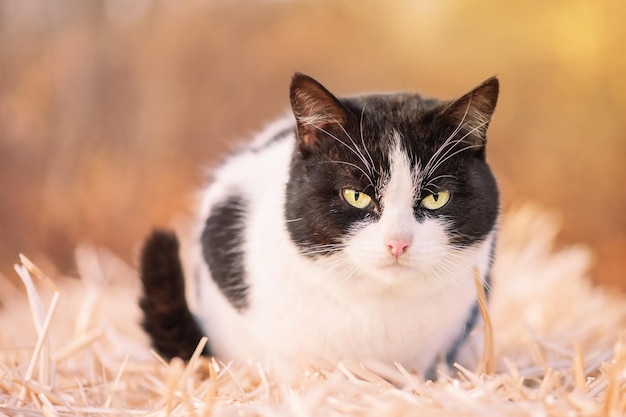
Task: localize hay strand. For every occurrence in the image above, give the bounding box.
[474,266,495,375]
[14,269,60,406]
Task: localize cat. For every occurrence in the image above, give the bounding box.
[139,73,499,381]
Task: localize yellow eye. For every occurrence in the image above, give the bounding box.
[342,189,373,209]
[421,190,450,210]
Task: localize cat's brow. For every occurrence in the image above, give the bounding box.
[332,117,375,176]
[310,120,374,177]
[423,174,456,193]
[319,160,374,190]
[422,97,473,179]
[425,122,487,178]
[312,122,375,186]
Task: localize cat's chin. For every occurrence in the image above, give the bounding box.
[351,259,427,289]
[378,264,417,281]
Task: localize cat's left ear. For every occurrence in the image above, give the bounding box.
[439,77,499,147]
[290,73,349,152]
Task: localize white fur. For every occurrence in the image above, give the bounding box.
[192,118,494,380]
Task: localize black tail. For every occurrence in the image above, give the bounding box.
[139,230,210,360]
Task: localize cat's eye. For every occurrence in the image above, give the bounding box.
[420,190,450,210]
[342,189,373,209]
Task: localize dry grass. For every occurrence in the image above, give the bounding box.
[1,205,624,416]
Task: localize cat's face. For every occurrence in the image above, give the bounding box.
[285,74,499,289]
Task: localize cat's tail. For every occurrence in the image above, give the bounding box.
[139,230,210,361]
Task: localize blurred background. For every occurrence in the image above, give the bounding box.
[0,0,624,288]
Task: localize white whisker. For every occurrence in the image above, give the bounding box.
[423,186,439,195]
[423,174,456,190]
[334,119,375,176]
[424,121,488,180]
[359,104,377,174]
[310,120,374,178]
[422,99,472,178]
[319,160,374,190]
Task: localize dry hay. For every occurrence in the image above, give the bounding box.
[0,205,625,416]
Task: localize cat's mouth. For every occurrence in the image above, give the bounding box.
[365,259,424,287]
[379,257,415,272]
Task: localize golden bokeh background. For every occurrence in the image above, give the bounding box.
[0,0,624,288]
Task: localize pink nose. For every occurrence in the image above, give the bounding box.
[386,238,411,258]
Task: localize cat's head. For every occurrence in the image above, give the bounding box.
[285,73,499,290]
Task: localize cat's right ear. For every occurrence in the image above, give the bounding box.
[290,73,348,151]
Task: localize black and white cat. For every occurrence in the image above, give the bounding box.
[139,73,499,380]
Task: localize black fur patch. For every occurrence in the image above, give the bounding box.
[139,230,210,361]
[201,194,249,310]
[286,74,500,255]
